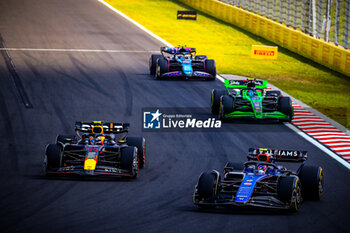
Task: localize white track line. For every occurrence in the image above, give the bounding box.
[308,132,346,136]
[293,121,326,124]
[292,119,325,122]
[325,142,350,146]
[0,48,158,53]
[297,125,335,129]
[319,139,350,143]
[333,147,350,151]
[98,0,350,170]
[314,135,350,139]
[294,113,316,116]
[338,152,350,155]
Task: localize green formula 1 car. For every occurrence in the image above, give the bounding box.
[211,78,293,122]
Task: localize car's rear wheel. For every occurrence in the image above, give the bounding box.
[155,58,168,79]
[44,144,63,176]
[126,137,146,169]
[278,97,293,122]
[204,59,216,80]
[149,54,162,75]
[278,176,302,212]
[211,89,226,115]
[298,165,324,200]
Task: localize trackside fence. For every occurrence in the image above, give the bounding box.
[178,0,350,77]
[220,0,350,49]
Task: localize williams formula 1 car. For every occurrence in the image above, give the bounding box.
[149,46,216,80]
[211,78,293,121]
[43,121,146,178]
[193,148,324,212]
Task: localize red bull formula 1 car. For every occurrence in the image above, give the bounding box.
[193,148,324,212]
[149,46,216,80]
[43,121,146,179]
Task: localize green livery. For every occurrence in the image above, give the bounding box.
[211,78,293,122]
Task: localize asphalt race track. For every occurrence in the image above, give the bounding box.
[0,0,349,232]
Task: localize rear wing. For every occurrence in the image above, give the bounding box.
[248,148,308,162]
[75,121,129,134]
[224,79,267,89]
[160,46,196,54]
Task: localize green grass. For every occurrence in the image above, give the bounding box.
[106,0,350,129]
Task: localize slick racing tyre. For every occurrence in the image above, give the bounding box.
[196,172,219,209]
[204,59,216,80]
[211,89,226,115]
[219,95,234,120]
[120,146,138,178]
[56,134,76,145]
[278,176,302,212]
[126,137,146,168]
[155,58,168,79]
[266,90,281,97]
[44,144,63,176]
[149,54,162,75]
[278,97,293,122]
[298,165,324,201]
[197,172,217,198]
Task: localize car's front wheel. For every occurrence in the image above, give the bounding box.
[196,172,218,209]
[126,137,146,168]
[278,176,302,212]
[155,58,168,79]
[149,54,162,75]
[211,89,226,115]
[44,144,63,176]
[219,95,234,120]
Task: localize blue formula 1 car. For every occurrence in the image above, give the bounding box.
[193,148,324,212]
[149,46,216,80]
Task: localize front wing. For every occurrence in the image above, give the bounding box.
[194,193,291,210]
[223,111,291,120]
[46,165,136,178]
[160,71,214,79]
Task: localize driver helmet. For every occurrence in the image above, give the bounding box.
[89,136,95,144]
[257,165,267,174]
[179,47,187,53]
[248,89,255,98]
[97,136,105,145]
